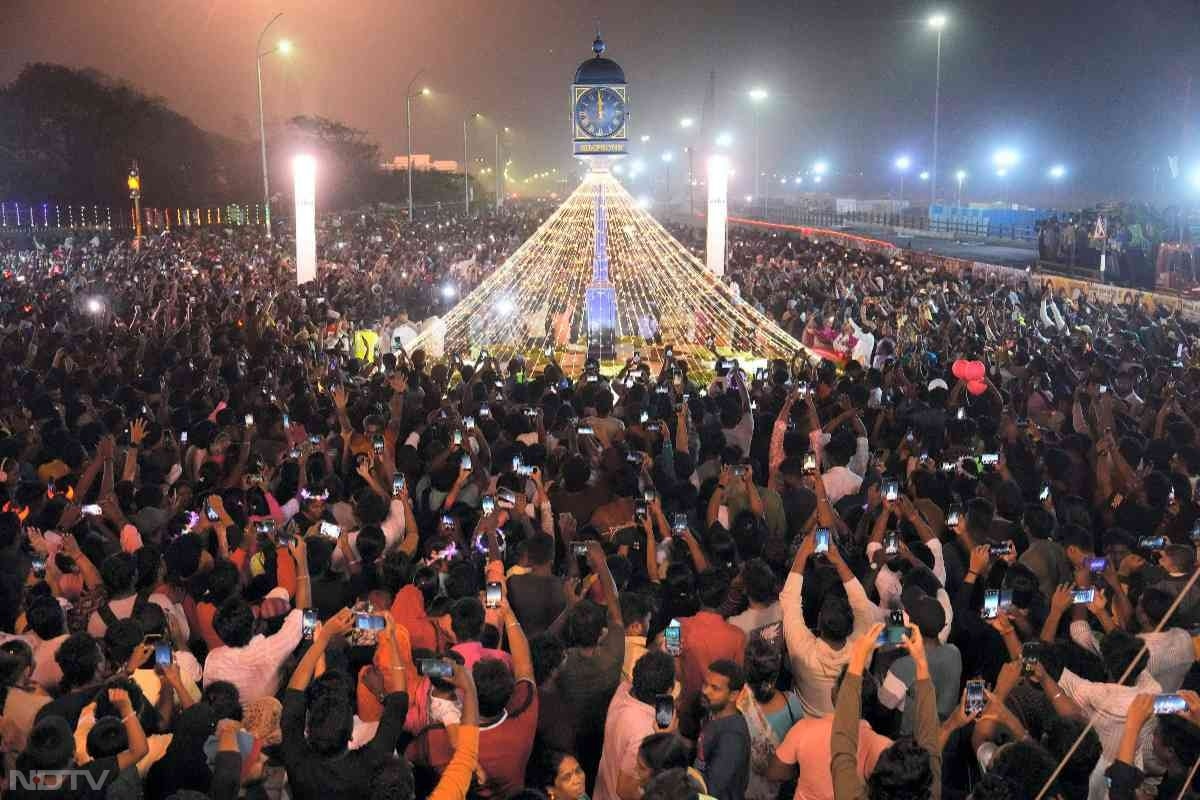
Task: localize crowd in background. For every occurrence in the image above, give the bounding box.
[0,206,1198,800]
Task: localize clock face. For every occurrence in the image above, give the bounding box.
[575,87,626,138]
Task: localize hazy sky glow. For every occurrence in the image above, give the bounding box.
[4,0,1199,205]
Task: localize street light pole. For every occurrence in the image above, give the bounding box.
[255,12,285,240]
[955,170,966,207]
[928,14,946,206]
[495,130,502,212]
[463,119,470,216]
[127,161,142,240]
[404,69,427,221]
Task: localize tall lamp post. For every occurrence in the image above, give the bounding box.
[127,162,142,240]
[748,88,768,214]
[495,127,510,212]
[955,169,967,207]
[927,13,947,205]
[680,117,695,215]
[894,155,911,212]
[464,113,482,216]
[661,151,673,203]
[255,13,291,239]
[404,71,430,221]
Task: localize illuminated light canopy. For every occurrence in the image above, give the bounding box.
[1048,164,1067,180]
[410,170,804,374]
[292,155,316,284]
[894,155,912,171]
[640,134,651,143]
[928,13,947,29]
[813,175,823,183]
[955,169,967,181]
[680,117,694,128]
[812,161,828,175]
[748,87,768,102]
[919,171,930,181]
[441,284,457,299]
[992,148,1020,169]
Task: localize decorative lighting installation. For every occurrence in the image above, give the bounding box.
[410,170,804,375]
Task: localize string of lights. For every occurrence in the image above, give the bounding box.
[411,169,805,374]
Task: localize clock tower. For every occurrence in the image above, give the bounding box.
[572,33,628,159]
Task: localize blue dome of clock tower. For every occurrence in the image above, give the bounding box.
[574,33,625,85]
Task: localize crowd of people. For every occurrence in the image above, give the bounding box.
[0,203,1198,800]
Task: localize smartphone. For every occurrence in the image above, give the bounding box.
[875,624,906,646]
[276,531,293,547]
[205,502,219,522]
[516,464,535,477]
[461,454,472,471]
[664,619,682,656]
[1099,385,1109,395]
[1039,485,1051,501]
[453,430,463,446]
[802,453,817,474]
[980,453,999,467]
[354,613,386,631]
[154,641,173,667]
[965,679,986,715]
[732,465,747,478]
[30,556,46,579]
[180,430,189,445]
[464,416,475,430]
[481,495,496,515]
[941,461,958,473]
[1072,587,1096,604]
[1138,535,1167,550]
[957,407,967,420]
[390,473,405,495]
[814,527,831,554]
[577,426,594,435]
[244,413,254,428]
[479,404,491,418]
[882,479,900,502]
[640,410,650,424]
[418,658,454,679]
[1086,556,1107,573]
[255,519,276,536]
[1155,694,1189,715]
[1192,521,1200,543]
[82,504,102,517]
[998,589,1014,610]
[946,505,962,527]
[1021,641,1040,675]
[320,521,341,539]
[654,694,674,729]
[485,581,502,609]
[880,532,898,557]
[372,435,385,454]
[672,512,688,533]
[497,488,517,509]
[982,589,1000,620]
[990,542,1013,557]
[301,608,318,641]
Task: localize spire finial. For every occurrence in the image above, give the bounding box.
[592,22,605,57]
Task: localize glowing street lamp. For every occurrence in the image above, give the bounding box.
[255,12,293,239]
[919,171,930,181]
[1048,164,1067,180]
[127,162,142,240]
[955,169,967,206]
[640,134,651,143]
[812,161,828,176]
[992,149,1020,170]
[403,70,432,220]
[679,117,694,128]
[715,132,733,148]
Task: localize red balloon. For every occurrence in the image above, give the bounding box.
[967,379,988,396]
[963,361,986,382]
[952,359,970,380]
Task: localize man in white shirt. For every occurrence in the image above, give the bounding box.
[203,542,312,704]
[390,310,419,354]
[780,531,875,716]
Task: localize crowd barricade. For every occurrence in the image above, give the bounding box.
[729,216,1200,322]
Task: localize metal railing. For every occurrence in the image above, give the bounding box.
[729,205,1037,243]
[0,201,265,234]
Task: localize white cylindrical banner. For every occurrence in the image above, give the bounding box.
[706,155,729,277]
[293,155,317,285]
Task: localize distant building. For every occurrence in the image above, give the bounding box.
[381,155,460,173]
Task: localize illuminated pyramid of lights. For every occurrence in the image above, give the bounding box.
[411,167,804,374]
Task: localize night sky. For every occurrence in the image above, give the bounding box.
[4,0,1200,207]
